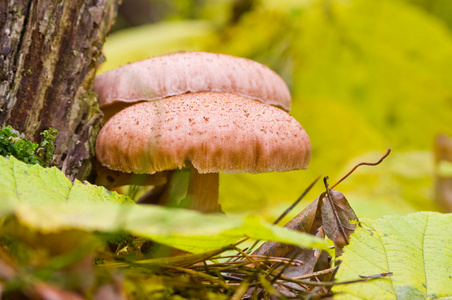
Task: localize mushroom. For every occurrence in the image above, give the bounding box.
[94,51,292,121]
[93,52,293,193]
[96,92,311,213]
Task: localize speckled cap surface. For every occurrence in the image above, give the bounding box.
[96,92,310,174]
[94,51,292,112]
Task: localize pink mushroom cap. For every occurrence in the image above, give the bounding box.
[94,52,292,117]
[96,92,310,175]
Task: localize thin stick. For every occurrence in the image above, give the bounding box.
[276,272,393,287]
[269,248,302,284]
[292,267,338,280]
[273,174,322,225]
[230,280,250,300]
[245,175,321,255]
[163,265,231,290]
[234,246,262,269]
[330,148,391,190]
[211,255,303,264]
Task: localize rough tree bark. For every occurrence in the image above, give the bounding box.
[0,0,120,180]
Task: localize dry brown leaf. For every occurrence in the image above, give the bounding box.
[253,188,358,279]
[320,190,358,256]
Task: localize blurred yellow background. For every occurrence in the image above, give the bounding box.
[98,0,452,221]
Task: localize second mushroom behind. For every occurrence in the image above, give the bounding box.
[96,92,311,213]
[94,51,293,120]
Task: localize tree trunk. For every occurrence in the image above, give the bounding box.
[0,0,120,181]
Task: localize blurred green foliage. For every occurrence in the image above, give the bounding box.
[99,0,452,219]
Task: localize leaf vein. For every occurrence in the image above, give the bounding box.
[422,214,429,299]
[372,221,396,298]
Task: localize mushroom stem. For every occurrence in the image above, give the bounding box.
[186,168,221,213]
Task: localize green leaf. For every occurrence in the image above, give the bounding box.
[15,204,327,254]
[0,155,131,211]
[333,212,452,299]
[0,155,327,253]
